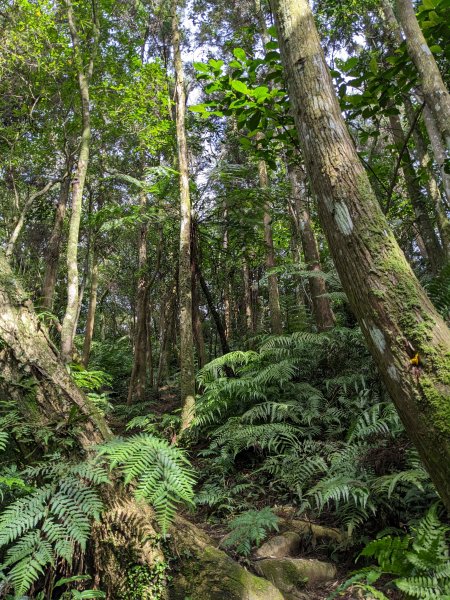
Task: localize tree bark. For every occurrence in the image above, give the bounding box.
[172,0,196,431]
[42,172,71,310]
[288,162,335,331]
[272,0,450,510]
[242,259,253,336]
[127,191,149,404]
[423,105,450,206]
[388,113,444,272]
[5,179,59,260]
[61,0,98,362]
[395,0,450,151]
[259,160,283,335]
[403,100,450,259]
[0,252,280,598]
[380,0,450,206]
[82,252,99,367]
[197,267,230,356]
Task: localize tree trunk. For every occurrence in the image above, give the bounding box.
[259,160,283,334]
[172,0,196,431]
[403,100,450,259]
[272,0,450,510]
[288,162,335,331]
[82,252,99,367]
[380,0,450,206]
[193,273,207,368]
[243,259,254,335]
[197,267,230,356]
[42,172,71,310]
[423,105,450,206]
[157,282,176,389]
[0,252,282,598]
[395,0,450,151]
[61,0,98,362]
[5,180,59,260]
[127,191,149,404]
[388,113,444,272]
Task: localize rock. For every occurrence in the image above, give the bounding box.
[169,515,286,600]
[282,519,345,544]
[255,532,301,558]
[255,558,336,599]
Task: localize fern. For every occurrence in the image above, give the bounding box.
[0,460,108,596]
[98,433,195,534]
[332,505,450,599]
[222,507,279,556]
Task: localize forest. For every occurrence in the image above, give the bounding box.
[0,0,450,597]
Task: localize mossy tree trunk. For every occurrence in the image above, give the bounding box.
[272,0,450,510]
[82,250,99,366]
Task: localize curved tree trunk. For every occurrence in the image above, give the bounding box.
[272,0,450,510]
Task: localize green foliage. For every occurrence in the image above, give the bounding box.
[99,434,195,534]
[222,507,279,556]
[122,562,168,600]
[0,459,108,597]
[330,505,450,599]
[193,328,436,535]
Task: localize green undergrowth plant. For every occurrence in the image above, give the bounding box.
[222,507,279,556]
[0,458,108,597]
[329,505,450,599]
[98,433,196,534]
[191,327,436,537]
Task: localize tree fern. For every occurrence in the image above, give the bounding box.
[98,433,195,534]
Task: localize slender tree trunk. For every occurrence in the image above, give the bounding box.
[423,105,450,205]
[272,0,450,510]
[197,267,230,356]
[389,113,444,272]
[172,2,195,430]
[222,206,232,341]
[42,172,71,310]
[147,292,154,390]
[403,100,450,259]
[395,0,450,151]
[380,0,450,205]
[61,0,98,362]
[82,252,99,367]
[259,158,283,335]
[243,259,254,335]
[6,180,59,260]
[192,274,206,368]
[157,283,176,389]
[128,191,148,404]
[288,162,335,331]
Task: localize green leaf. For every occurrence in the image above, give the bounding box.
[233,48,247,62]
[231,80,250,95]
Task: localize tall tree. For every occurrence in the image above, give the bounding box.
[395,0,450,151]
[60,0,99,362]
[271,0,450,509]
[172,1,196,431]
